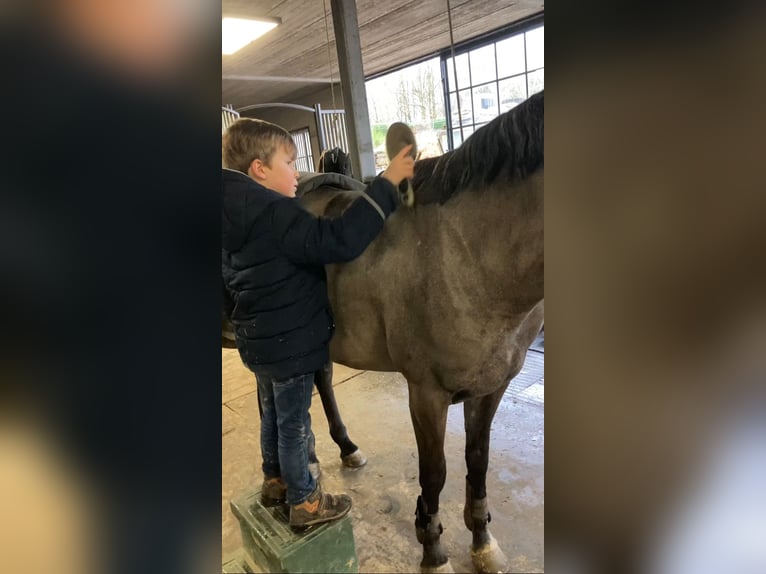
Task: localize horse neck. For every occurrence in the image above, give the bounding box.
[416,170,544,312]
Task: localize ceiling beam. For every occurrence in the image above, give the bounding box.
[222,75,334,83]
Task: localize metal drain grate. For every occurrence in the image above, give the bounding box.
[504,350,544,406]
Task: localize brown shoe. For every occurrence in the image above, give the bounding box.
[289,484,352,530]
[260,477,287,507]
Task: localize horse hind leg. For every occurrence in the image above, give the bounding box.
[463,387,510,574]
[409,382,454,573]
[314,363,367,468]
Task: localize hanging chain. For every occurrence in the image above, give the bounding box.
[323,0,339,111]
[446,0,464,146]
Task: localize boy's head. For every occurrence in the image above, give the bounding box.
[223,118,299,197]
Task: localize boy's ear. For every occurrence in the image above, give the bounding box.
[249,158,267,180]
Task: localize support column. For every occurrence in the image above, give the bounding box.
[330,0,376,181]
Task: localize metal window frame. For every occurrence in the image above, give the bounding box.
[441,12,544,150]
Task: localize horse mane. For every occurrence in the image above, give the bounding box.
[413,90,543,205]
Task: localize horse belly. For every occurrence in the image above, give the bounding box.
[328,323,395,371]
[424,304,544,398]
[440,340,529,398]
[326,268,397,371]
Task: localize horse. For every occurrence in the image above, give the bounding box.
[295,90,544,573]
[317,146,353,177]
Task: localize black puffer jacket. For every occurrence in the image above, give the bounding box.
[222,168,397,379]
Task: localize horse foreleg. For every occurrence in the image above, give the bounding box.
[463,387,509,574]
[409,382,453,573]
[314,363,367,467]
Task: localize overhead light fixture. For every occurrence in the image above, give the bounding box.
[222,17,280,55]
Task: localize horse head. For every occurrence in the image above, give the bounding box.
[318,147,352,177]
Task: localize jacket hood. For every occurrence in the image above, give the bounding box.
[222,168,281,252]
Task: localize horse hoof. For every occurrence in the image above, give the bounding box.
[421,560,454,573]
[341,449,368,468]
[471,536,509,574]
[308,462,321,480]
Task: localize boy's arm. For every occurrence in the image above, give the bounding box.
[268,176,398,265]
[221,276,234,320]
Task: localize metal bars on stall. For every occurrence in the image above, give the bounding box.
[222,105,240,134]
[315,103,349,159]
[290,128,315,172]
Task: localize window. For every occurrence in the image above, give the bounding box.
[444,20,544,149]
[365,57,447,170]
[363,15,544,161]
[290,127,314,173]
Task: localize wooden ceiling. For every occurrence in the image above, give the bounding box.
[222,0,543,111]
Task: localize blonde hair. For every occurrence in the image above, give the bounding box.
[222,118,297,173]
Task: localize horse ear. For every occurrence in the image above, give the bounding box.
[344,153,352,177]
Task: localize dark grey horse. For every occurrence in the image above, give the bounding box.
[295,91,544,573]
[317,146,353,176]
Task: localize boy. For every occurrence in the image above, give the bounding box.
[222,118,414,530]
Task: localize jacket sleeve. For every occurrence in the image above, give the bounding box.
[268,176,398,266]
[221,276,234,321]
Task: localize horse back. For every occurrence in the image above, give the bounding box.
[296,172,364,219]
[299,187,361,219]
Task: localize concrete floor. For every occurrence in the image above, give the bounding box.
[222,341,544,573]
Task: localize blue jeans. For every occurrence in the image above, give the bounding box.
[256,372,317,505]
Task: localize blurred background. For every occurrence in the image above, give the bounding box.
[1,1,221,573]
[545,3,766,572]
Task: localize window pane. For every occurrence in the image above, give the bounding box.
[452,128,463,148]
[496,34,525,79]
[457,88,472,125]
[528,68,544,95]
[472,83,499,123]
[450,89,473,127]
[366,58,445,125]
[469,44,496,86]
[499,76,527,112]
[365,57,447,162]
[439,131,449,153]
[449,92,459,125]
[446,52,470,91]
[526,26,544,70]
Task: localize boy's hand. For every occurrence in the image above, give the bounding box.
[381,144,415,187]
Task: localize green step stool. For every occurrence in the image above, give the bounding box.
[230,489,358,573]
[221,550,254,573]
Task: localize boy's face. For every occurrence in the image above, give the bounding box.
[251,145,299,197]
